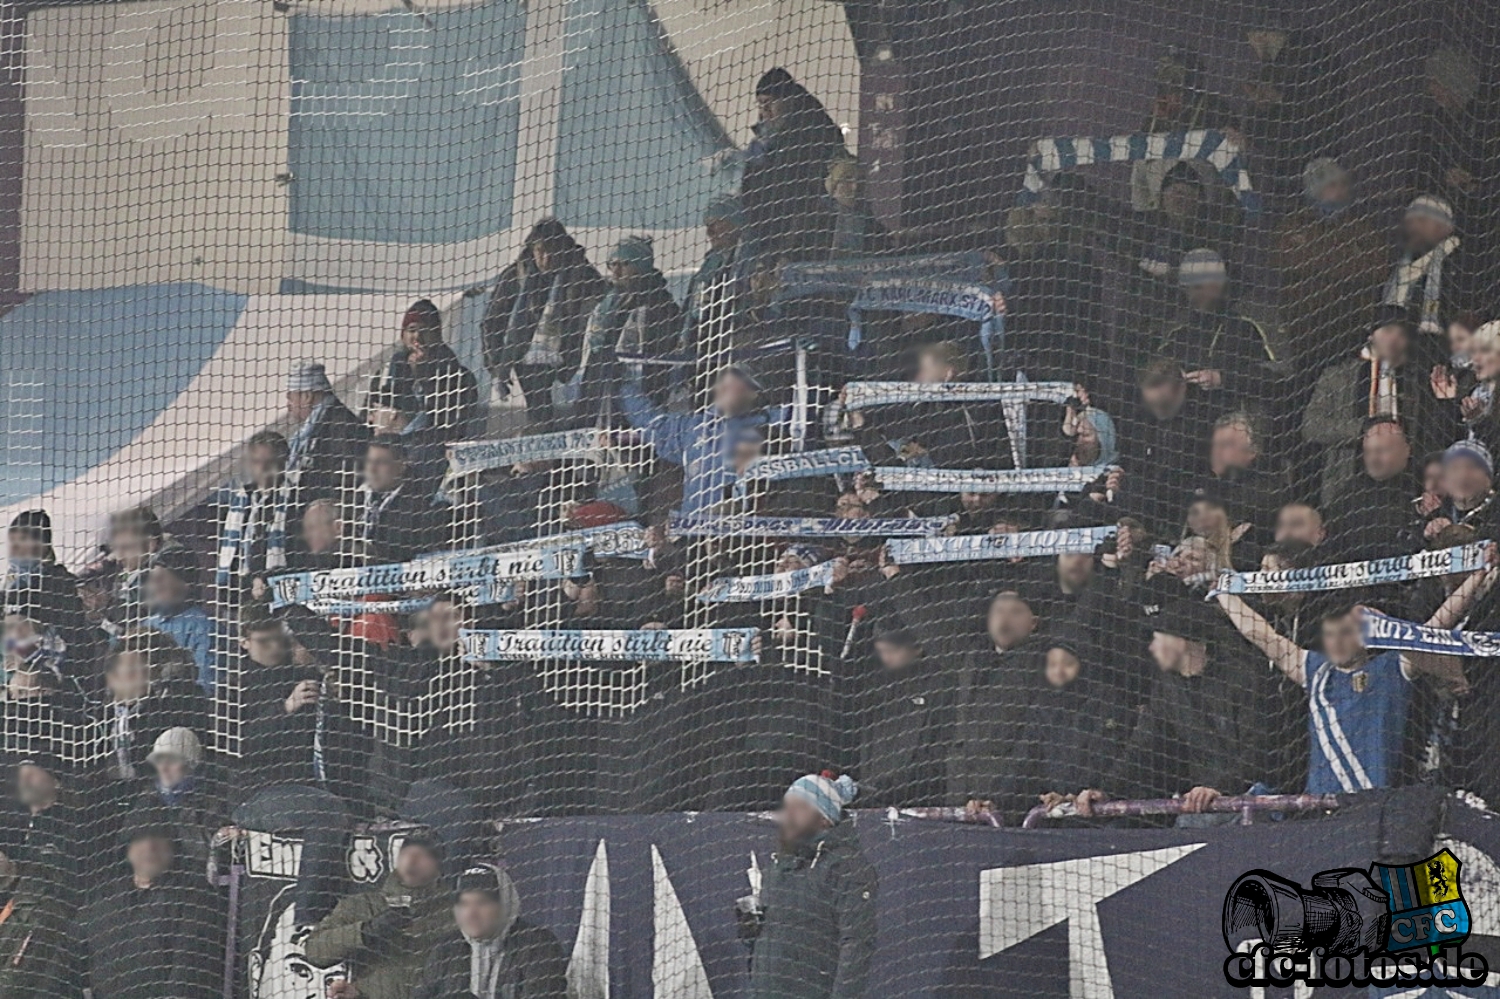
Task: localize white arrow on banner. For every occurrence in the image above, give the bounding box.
[567,839,612,999]
[978,844,1205,998]
[652,845,715,999]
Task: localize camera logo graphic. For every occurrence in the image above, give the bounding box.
[1222,850,1487,989]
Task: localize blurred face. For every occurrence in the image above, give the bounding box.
[961,492,998,514]
[6,531,45,562]
[3,614,39,651]
[731,438,763,474]
[1149,631,1195,673]
[607,259,638,286]
[107,649,151,702]
[426,599,462,651]
[1167,538,1215,579]
[144,566,189,614]
[1045,647,1081,688]
[712,373,758,416]
[454,893,503,940]
[367,405,409,436]
[287,390,321,423]
[833,493,867,519]
[1057,553,1093,591]
[1185,502,1229,540]
[1475,336,1500,380]
[1186,279,1226,312]
[1316,174,1351,206]
[1370,323,1411,364]
[302,502,340,555]
[364,445,405,494]
[109,522,154,567]
[1141,379,1186,419]
[874,639,919,671]
[1424,459,1444,495]
[1210,422,1256,475]
[1160,181,1200,221]
[1442,458,1492,503]
[777,792,827,847]
[154,755,190,788]
[1274,504,1325,546]
[16,764,56,810]
[245,442,284,488]
[914,353,958,385]
[757,93,781,122]
[706,217,739,253]
[127,835,174,883]
[530,241,555,272]
[986,595,1036,651]
[1404,212,1453,252]
[1247,29,1286,60]
[1321,613,1363,666]
[242,626,289,667]
[395,845,441,889]
[1361,423,1411,480]
[401,320,424,354]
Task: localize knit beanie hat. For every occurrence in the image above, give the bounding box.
[1406,195,1454,228]
[403,299,443,340]
[1177,248,1228,288]
[755,67,799,100]
[287,361,333,394]
[8,510,51,546]
[1443,438,1493,479]
[703,193,746,228]
[608,235,655,271]
[786,772,859,824]
[1301,157,1348,202]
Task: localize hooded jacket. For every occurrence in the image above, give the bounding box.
[748,819,878,999]
[482,235,607,379]
[576,269,683,415]
[410,869,567,999]
[303,871,455,999]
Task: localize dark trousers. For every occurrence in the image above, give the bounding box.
[515,364,559,434]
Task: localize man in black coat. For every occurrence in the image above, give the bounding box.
[80,809,222,999]
[1151,249,1278,407]
[395,299,483,440]
[745,773,876,999]
[944,590,1043,808]
[1323,416,1422,559]
[852,624,951,808]
[412,864,568,999]
[1111,357,1220,538]
[741,68,846,262]
[354,437,446,564]
[285,361,371,504]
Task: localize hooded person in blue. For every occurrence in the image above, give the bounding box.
[681,194,756,355]
[746,773,877,999]
[618,363,788,518]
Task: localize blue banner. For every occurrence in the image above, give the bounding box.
[887,526,1116,565]
[1215,544,1489,595]
[734,447,871,494]
[448,429,599,474]
[874,464,1109,495]
[1360,608,1500,657]
[460,627,759,663]
[668,515,952,539]
[697,561,838,603]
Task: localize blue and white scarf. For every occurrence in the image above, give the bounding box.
[215,481,290,587]
[776,252,994,301]
[286,397,333,479]
[485,521,651,561]
[461,627,759,663]
[847,280,1004,377]
[668,515,951,538]
[843,379,1076,467]
[1018,130,1260,213]
[1384,235,1461,336]
[874,464,1110,495]
[697,561,839,603]
[1359,608,1500,657]
[733,447,871,495]
[448,429,599,475]
[269,542,588,609]
[886,526,1116,565]
[1213,543,1488,595]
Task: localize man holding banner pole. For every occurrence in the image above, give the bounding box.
[1211,548,1498,798]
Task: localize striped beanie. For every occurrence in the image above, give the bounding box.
[1405,195,1454,228]
[1177,248,1227,287]
[787,772,859,824]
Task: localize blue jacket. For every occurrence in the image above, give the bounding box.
[145,604,215,693]
[619,381,783,516]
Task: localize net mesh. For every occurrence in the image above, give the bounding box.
[1,0,1498,995]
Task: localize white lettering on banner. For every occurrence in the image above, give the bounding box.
[887,527,1115,565]
[461,628,758,663]
[244,830,302,880]
[842,380,1075,410]
[978,844,1205,999]
[1219,543,1489,595]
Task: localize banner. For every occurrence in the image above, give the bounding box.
[776,252,994,300]
[488,521,652,561]
[268,543,588,609]
[847,279,1004,374]
[1214,543,1489,595]
[460,628,760,663]
[1017,129,1261,213]
[1360,608,1500,657]
[669,514,952,538]
[697,561,838,603]
[448,429,599,474]
[874,464,1109,494]
[887,526,1116,565]
[733,446,871,494]
[842,380,1075,410]
[304,595,436,617]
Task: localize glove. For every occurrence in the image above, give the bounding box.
[361,903,413,948]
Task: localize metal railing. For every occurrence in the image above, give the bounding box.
[1021,793,1341,829]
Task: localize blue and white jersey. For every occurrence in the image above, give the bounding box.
[1303,650,1412,794]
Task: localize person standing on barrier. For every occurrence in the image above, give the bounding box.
[304,832,453,999]
[411,864,568,999]
[744,773,876,999]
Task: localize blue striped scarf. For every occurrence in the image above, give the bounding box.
[215,481,290,587]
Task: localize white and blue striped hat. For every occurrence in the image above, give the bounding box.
[1405,194,1454,228]
[787,772,859,824]
[1177,248,1228,288]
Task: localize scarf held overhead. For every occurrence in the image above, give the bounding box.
[1214,543,1489,595]
[1359,608,1500,657]
[461,628,759,663]
[887,526,1116,565]
[874,464,1111,494]
[668,514,951,538]
[697,560,839,603]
